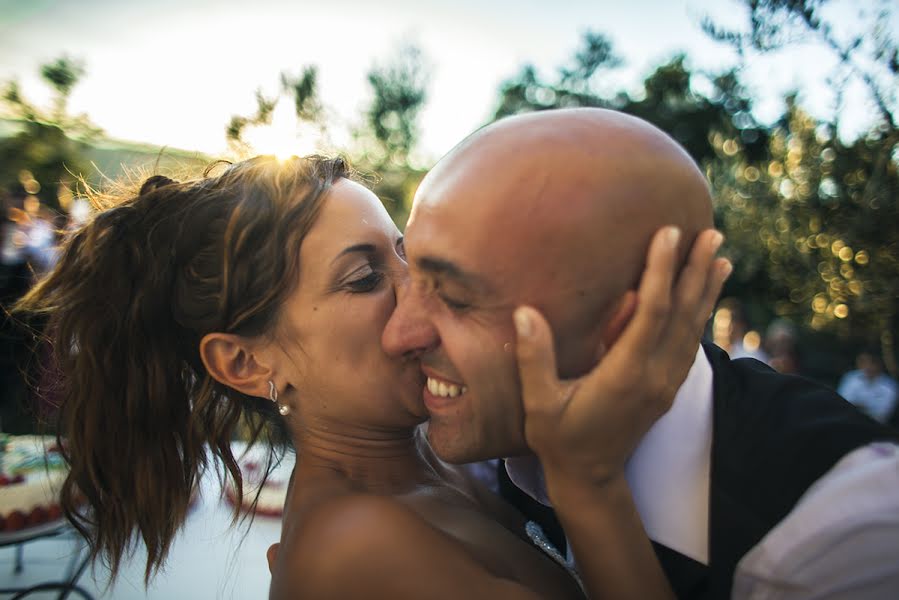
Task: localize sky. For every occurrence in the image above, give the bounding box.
[0,0,894,164]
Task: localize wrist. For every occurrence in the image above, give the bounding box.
[543,468,631,510]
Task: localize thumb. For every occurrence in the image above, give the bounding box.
[514,306,561,413]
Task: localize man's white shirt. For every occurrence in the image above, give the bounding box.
[506,346,899,599]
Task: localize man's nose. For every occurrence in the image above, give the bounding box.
[383,278,439,359]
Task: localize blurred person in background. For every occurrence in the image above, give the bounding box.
[712,298,768,363]
[1,185,47,433]
[838,349,898,425]
[1,186,31,299]
[763,318,801,375]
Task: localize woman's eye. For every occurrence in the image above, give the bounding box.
[396,238,407,260]
[347,271,384,293]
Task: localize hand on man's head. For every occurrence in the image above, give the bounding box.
[514,226,730,495]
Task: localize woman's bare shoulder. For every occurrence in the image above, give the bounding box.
[269,492,539,600]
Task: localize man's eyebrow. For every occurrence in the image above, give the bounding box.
[416,256,491,292]
[332,243,376,265]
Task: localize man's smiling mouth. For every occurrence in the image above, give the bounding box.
[426,376,468,398]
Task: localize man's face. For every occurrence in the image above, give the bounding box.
[380,146,610,464]
[381,195,531,463]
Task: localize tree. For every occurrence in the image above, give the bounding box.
[492,30,615,120]
[282,67,322,123]
[40,56,85,122]
[701,0,896,130]
[364,44,428,168]
[492,33,768,166]
[224,47,430,227]
[1,55,97,212]
[354,44,430,227]
[225,66,324,155]
[703,0,899,374]
[559,31,622,92]
[225,88,278,150]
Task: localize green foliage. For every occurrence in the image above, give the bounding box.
[492,31,615,120]
[40,55,85,121]
[225,84,287,149]
[703,0,898,373]
[365,44,428,168]
[225,66,325,157]
[492,35,767,166]
[702,0,897,128]
[559,31,622,92]
[351,44,430,227]
[709,98,898,335]
[491,21,897,375]
[1,55,96,212]
[282,67,322,122]
[223,46,430,227]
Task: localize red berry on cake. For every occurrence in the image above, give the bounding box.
[6,510,26,531]
[27,506,49,526]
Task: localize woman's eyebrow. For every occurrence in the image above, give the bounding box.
[332,243,376,265]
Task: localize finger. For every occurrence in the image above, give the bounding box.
[514,306,562,414]
[657,234,730,356]
[610,226,680,355]
[694,258,732,333]
[656,229,724,359]
[673,229,723,315]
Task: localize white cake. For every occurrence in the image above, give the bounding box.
[223,446,295,517]
[0,435,67,531]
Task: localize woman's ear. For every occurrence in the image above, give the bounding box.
[199,333,272,398]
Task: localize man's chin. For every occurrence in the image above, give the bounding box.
[424,426,477,464]
[425,424,522,465]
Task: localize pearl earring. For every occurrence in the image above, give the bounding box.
[268,380,290,416]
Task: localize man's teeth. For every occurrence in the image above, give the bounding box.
[426,377,467,398]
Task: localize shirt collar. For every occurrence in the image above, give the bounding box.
[506,345,714,564]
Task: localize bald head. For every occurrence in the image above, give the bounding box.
[406,108,713,376]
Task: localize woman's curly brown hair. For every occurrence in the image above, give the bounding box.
[14,154,352,582]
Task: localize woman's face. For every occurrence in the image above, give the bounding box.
[273,178,426,432]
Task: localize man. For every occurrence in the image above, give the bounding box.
[838,349,898,424]
[382,108,899,598]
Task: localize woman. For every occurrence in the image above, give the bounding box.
[15,155,722,598]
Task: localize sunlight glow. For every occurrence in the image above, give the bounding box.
[242,97,323,160]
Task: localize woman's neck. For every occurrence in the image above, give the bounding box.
[291,421,443,495]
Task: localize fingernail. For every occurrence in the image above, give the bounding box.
[514,308,532,337]
[666,226,681,248]
[720,260,733,279]
[710,231,724,252]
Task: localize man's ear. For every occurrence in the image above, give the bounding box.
[597,290,638,358]
[199,332,272,398]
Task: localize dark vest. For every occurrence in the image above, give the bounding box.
[501,342,899,599]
